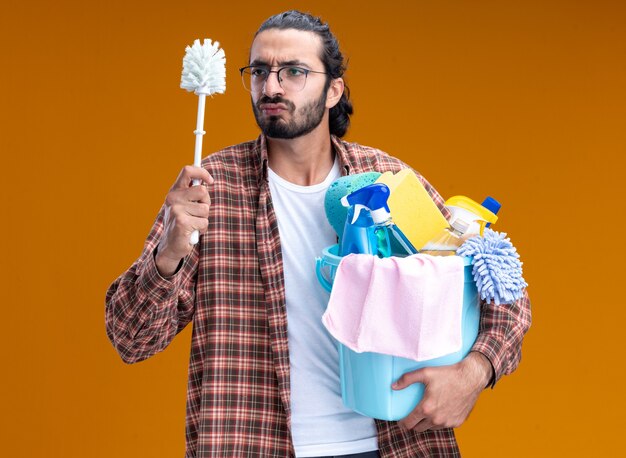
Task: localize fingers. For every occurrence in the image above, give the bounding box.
[410,418,449,433]
[157,166,214,264]
[394,369,427,430]
[400,405,463,432]
[165,200,210,230]
[186,184,211,204]
[398,407,427,431]
[169,211,209,236]
[397,394,435,430]
[399,393,449,432]
[392,367,429,390]
[172,165,214,190]
[185,201,211,219]
[165,181,211,207]
[400,416,434,433]
[394,368,440,432]
[183,213,210,234]
[395,364,476,433]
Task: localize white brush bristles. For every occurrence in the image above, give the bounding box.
[181,39,226,96]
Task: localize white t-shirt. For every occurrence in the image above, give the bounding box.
[268,157,378,458]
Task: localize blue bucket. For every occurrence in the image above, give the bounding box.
[315,244,480,421]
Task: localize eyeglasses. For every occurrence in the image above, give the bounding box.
[239,65,328,93]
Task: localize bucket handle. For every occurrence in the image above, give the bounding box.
[315,257,333,293]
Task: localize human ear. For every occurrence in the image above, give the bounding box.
[326,77,345,109]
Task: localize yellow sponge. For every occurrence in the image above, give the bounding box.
[376,169,450,250]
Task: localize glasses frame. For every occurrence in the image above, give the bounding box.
[239,65,328,93]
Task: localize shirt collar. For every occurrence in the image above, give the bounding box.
[257,134,353,185]
[258,134,269,184]
[330,135,353,177]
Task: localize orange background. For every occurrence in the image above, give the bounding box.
[1,0,624,456]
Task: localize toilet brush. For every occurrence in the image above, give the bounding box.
[180,38,226,244]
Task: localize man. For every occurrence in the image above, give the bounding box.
[106,10,531,458]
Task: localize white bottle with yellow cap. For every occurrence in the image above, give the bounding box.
[419,196,498,255]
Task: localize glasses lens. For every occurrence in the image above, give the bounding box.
[241,68,256,92]
[241,67,265,92]
[241,67,309,92]
[278,67,307,92]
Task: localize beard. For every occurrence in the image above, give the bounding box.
[252,89,328,139]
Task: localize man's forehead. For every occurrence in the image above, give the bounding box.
[249,29,323,66]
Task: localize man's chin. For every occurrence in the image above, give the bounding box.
[260,120,291,139]
[265,131,295,140]
[257,117,283,130]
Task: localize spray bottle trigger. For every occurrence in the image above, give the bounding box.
[351,204,367,224]
[477,220,487,236]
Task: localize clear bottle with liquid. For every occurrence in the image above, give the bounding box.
[420,219,470,256]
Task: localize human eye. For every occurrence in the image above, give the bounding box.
[284,66,306,78]
[250,67,268,78]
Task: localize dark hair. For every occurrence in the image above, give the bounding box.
[256,10,353,138]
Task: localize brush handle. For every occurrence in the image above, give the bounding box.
[190,94,206,246]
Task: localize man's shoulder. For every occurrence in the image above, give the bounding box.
[199,138,264,190]
[202,138,261,167]
[334,137,408,173]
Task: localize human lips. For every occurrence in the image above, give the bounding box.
[259,103,288,115]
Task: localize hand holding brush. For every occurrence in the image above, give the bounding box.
[155,166,214,277]
[154,38,226,277]
[180,38,226,245]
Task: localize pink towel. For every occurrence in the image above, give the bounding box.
[322,254,465,361]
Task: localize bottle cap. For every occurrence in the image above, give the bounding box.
[451,218,470,234]
[481,196,501,215]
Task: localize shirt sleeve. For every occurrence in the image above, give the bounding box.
[471,290,532,388]
[105,204,198,364]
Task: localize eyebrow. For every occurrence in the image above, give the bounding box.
[249,59,312,69]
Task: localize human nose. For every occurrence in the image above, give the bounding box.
[262,70,284,96]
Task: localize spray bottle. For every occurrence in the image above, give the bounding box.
[445,196,499,237]
[420,195,499,256]
[339,183,417,257]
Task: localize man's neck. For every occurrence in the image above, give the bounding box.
[266,126,335,187]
